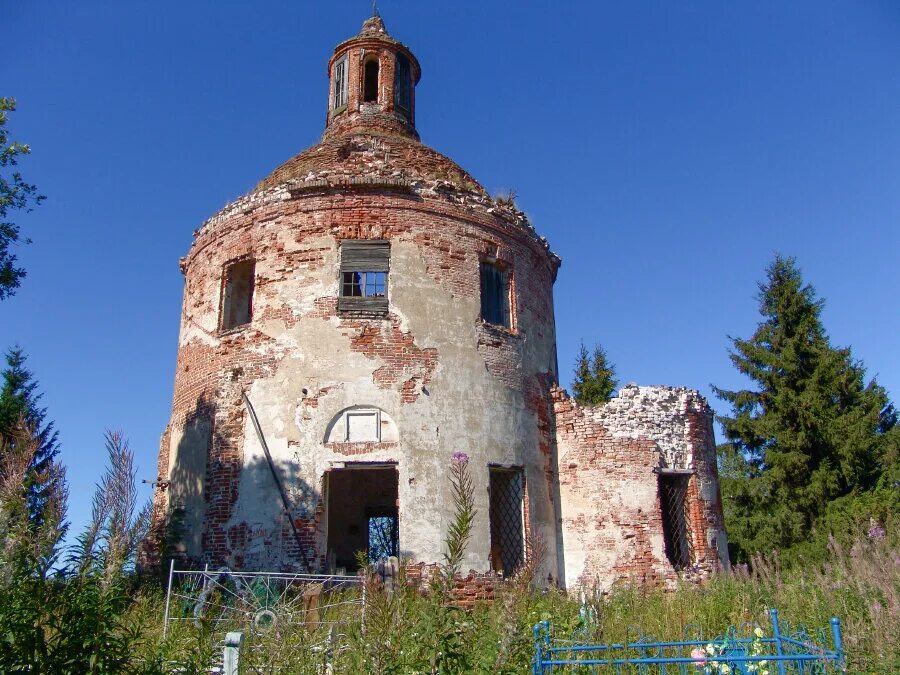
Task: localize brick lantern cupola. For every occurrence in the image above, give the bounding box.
[323,13,421,141]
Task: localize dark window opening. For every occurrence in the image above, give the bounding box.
[394,53,411,112]
[659,473,693,570]
[339,240,389,314]
[480,261,509,327]
[326,466,398,573]
[333,56,348,110]
[220,259,254,330]
[364,59,379,102]
[489,467,524,577]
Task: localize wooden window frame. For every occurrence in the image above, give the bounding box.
[333,55,348,113]
[338,240,390,316]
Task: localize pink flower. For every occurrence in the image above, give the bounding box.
[690,647,706,664]
[451,451,469,463]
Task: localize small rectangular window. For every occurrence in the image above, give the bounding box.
[339,240,389,314]
[659,473,693,570]
[480,261,509,327]
[394,53,411,112]
[333,56,348,111]
[220,259,255,331]
[489,467,524,577]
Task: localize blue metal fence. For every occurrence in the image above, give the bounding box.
[533,608,844,674]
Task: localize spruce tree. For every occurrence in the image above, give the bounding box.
[572,342,618,405]
[0,347,60,523]
[713,256,898,561]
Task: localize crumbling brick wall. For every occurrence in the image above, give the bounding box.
[147,15,729,590]
[553,384,729,591]
[149,129,562,576]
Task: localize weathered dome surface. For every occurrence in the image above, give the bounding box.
[255,132,488,198]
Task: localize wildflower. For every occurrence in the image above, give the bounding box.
[705,644,717,655]
[867,519,886,540]
[720,665,731,674]
[754,626,764,638]
[451,451,469,463]
[691,647,706,663]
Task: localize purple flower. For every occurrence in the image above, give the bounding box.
[451,451,469,463]
[867,522,886,540]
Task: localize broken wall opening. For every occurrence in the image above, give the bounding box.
[326,464,398,573]
[489,466,524,577]
[221,259,255,330]
[658,472,693,570]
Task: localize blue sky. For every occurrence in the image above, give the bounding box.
[3,1,899,536]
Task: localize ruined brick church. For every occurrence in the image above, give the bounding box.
[151,14,729,591]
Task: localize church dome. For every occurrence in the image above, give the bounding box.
[254,14,487,199]
[255,132,488,198]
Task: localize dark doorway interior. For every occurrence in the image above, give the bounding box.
[327,465,398,573]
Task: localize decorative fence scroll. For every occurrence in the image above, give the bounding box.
[162,562,363,672]
[533,608,844,674]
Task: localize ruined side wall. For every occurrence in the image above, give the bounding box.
[554,385,729,591]
[152,184,560,577]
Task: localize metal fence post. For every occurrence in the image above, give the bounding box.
[162,558,175,638]
[532,622,544,675]
[769,608,787,675]
[830,617,844,669]
[223,631,244,675]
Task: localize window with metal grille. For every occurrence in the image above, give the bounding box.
[333,56,348,111]
[394,53,411,112]
[480,261,509,327]
[489,467,524,576]
[339,240,389,314]
[364,58,379,103]
[659,473,693,570]
[220,259,254,331]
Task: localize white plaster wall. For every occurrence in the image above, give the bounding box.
[215,233,559,573]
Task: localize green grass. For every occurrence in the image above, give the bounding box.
[112,535,897,674]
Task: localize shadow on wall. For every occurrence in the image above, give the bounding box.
[159,395,323,573]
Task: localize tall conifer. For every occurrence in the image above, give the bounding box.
[0,347,60,523]
[572,342,618,405]
[714,256,897,560]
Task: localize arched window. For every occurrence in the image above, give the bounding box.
[364,58,379,102]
